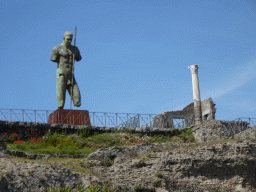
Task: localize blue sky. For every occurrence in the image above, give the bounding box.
[0,0,256,122]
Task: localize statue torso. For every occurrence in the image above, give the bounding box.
[51,44,82,71]
[58,44,77,68]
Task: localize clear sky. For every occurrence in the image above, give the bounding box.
[0,0,256,122]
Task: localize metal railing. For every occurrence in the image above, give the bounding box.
[0,109,54,123]
[1,109,255,134]
[0,109,194,129]
[0,109,138,127]
[118,113,195,130]
[220,117,256,137]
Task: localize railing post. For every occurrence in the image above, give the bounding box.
[69,110,71,125]
[105,113,107,127]
[22,110,24,122]
[93,112,95,126]
[46,111,48,123]
[57,110,59,124]
[34,110,36,123]
[116,113,117,127]
[149,115,151,128]
[10,109,12,121]
[138,114,140,127]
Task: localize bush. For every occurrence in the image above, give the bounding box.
[87,182,101,192]
[134,160,147,168]
[153,180,161,188]
[155,172,163,178]
[101,158,114,167]
[147,153,153,158]
[45,135,78,150]
[134,184,145,192]
[178,128,195,142]
[78,128,90,138]
[170,129,182,137]
[103,181,116,192]
[3,132,18,143]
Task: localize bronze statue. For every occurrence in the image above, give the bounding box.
[51,31,82,109]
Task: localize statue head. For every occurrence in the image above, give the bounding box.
[63,31,73,46]
[63,31,73,39]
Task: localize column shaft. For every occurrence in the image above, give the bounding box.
[188,65,202,126]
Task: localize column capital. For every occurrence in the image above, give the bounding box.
[188,65,200,74]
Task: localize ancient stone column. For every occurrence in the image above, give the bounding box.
[188,65,202,126]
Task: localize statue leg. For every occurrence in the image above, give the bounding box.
[68,76,81,107]
[56,70,67,108]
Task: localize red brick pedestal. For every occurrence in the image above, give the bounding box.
[48,109,91,125]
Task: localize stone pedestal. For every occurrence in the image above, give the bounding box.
[188,65,202,126]
[48,109,91,125]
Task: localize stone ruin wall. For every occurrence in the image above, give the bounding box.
[193,120,255,143]
[153,97,217,129]
[201,97,216,120]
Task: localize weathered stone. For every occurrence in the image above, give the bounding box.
[1,122,256,191]
[0,137,6,151]
[153,97,217,129]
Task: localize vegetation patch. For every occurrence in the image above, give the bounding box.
[101,157,114,167]
[134,184,156,192]
[155,172,163,178]
[222,143,228,149]
[134,160,147,168]
[153,180,162,188]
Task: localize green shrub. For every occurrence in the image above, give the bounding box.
[101,158,114,167]
[103,181,116,192]
[153,180,161,188]
[134,160,147,168]
[178,128,195,142]
[147,153,153,158]
[155,172,163,178]
[45,135,78,150]
[78,128,90,138]
[87,182,101,192]
[4,133,17,144]
[134,184,145,192]
[39,177,46,182]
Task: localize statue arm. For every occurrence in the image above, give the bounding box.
[50,46,59,62]
[75,47,82,62]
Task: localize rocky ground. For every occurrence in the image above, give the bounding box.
[1,136,256,192]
